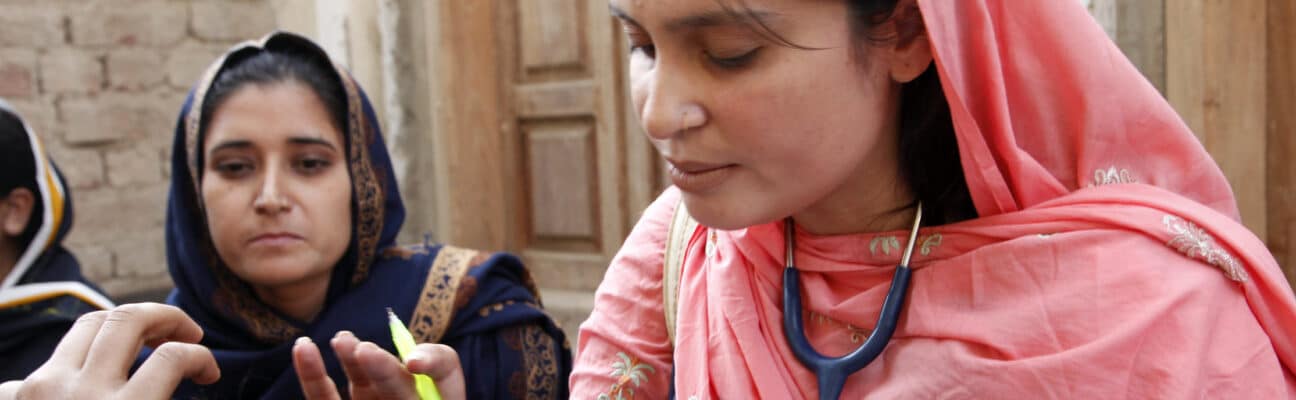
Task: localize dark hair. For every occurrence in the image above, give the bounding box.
[0,108,43,247]
[197,48,349,172]
[719,0,978,226]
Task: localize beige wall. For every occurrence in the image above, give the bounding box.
[0,0,281,297]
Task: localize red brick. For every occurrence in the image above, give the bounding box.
[0,49,38,98]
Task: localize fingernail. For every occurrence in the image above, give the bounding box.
[407,353,427,364]
[339,330,354,338]
[296,336,312,346]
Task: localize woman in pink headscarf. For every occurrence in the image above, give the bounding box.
[572,0,1296,398]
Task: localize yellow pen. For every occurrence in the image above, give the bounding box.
[387,307,442,400]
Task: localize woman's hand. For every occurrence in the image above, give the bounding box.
[0,303,220,400]
[292,330,466,400]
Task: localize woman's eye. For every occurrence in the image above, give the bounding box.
[706,47,761,69]
[622,23,655,59]
[213,160,253,177]
[630,43,657,59]
[296,157,332,174]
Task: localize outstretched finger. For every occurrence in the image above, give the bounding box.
[293,337,342,400]
[329,331,371,387]
[43,310,108,369]
[83,303,204,381]
[122,341,220,400]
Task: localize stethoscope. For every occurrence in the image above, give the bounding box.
[782,204,922,400]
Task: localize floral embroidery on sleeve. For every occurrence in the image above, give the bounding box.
[598,352,656,400]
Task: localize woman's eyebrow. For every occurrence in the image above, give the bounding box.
[610,4,778,33]
[288,136,339,151]
[207,139,252,155]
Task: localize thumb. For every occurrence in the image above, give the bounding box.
[405,344,466,400]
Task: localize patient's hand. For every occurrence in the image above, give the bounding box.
[293,330,466,400]
[0,303,220,400]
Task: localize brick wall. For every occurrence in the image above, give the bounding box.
[0,0,278,297]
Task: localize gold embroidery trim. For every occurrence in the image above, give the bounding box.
[521,324,560,400]
[1163,215,1247,281]
[409,245,480,342]
[336,68,385,285]
[478,300,517,318]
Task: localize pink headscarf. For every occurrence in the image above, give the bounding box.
[573,0,1296,398]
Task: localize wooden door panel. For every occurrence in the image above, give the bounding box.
[524,121,599,246]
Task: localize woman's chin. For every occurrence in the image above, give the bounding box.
[680,183,818,231]
[683,197,779,231]
[230,259,328,288]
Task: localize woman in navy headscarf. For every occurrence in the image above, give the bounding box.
[0,99,114,382]
[161,31,570,399]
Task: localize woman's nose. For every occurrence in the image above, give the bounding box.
[252,168,291,215]
[638,69,707,141]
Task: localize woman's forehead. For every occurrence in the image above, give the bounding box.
[203,82,345,150]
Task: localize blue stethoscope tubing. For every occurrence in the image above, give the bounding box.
[782,204,922,400]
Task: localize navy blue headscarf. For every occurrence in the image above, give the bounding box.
[160,32,570,399]
[0,98,114,381]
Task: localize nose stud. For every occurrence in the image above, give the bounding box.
[679,106,705,133]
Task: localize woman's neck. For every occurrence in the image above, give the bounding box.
[252,274,331,323]
[793,182,915,235]
[792,141,915,235]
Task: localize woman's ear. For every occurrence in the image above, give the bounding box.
[888,1,933,84]
[0,188,35,238]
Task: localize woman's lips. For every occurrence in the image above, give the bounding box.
[248,232,304,247]
[667,159,736,193]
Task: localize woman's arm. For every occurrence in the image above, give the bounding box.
[570,188,680,400]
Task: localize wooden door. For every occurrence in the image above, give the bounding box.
[425,1,666,341]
